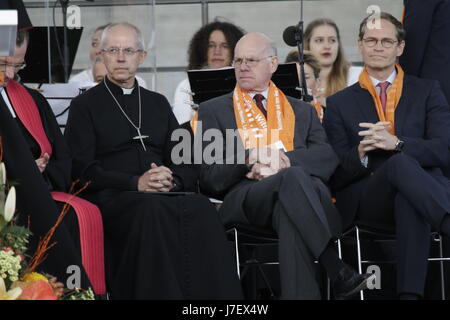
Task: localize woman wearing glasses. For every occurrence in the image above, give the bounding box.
[172,19,245,125]
[304,18,363,106]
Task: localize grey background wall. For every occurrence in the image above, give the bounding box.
[23,0,402,105]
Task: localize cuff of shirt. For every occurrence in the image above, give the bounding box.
[360,155,369,168]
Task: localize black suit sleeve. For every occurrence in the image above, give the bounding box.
[198,101,250,198]
[399,80,450,168]
[323,97,370,190]
[400,0,437,76]
[285,103,339,181]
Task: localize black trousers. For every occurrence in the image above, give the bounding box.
[237,166,338,299]
[357,154,450,296]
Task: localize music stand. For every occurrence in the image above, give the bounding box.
[19,26,83,84]
[188,63,301,105]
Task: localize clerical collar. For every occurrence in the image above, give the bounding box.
[122,87,134,95]
[104,76,137,96]
[0,87,16,118]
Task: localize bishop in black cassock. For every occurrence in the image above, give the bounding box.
[64,23,242,299]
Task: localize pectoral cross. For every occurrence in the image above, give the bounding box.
[133,128,149,151]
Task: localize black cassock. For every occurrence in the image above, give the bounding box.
[65,77,242,299]
[0,88,91,288]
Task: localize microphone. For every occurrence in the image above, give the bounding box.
[282,21,313,103]
[282,25,299,47]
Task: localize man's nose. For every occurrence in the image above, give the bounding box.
[374,40,384,51]
[116,50,126,61]
[239,61,250,71]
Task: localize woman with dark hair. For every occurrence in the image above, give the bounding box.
[304,18,362,106]
[172,19,245,124]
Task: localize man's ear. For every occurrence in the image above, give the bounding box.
[396,40,405,58]
[271,56,279,73]
[357,39,363,55]
[139,51,148,64]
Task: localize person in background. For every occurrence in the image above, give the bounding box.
[304,18,363,106]
[285,49,324,121]
[70,24,147,88]
[172,19,245,124]
[399,0,450,178]
[92,56,108,83]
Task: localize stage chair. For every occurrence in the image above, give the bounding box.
[337,222,449,300]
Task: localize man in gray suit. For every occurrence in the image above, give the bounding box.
[197,32,374,299]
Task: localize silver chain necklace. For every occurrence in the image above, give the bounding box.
[103,77,148,151]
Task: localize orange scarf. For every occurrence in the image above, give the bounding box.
[190,111,198,135]
[358,64,404,134]
[313,101,324,122]
[233,81,295,151]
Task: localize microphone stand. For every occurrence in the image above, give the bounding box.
[295,0,313,103]
[59,0,70,83]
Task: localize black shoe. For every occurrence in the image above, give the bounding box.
[332,265,376,300]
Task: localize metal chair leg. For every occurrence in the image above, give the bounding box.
[438,235,446,300]
[337,238,342,259]
[355,226,364,300]
[233,228,241,279]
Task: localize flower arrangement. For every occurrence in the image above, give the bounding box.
[0,155,94,300]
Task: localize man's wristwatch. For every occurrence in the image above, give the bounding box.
[394,139,404,152]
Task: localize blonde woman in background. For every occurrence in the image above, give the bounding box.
[304,18,362,105]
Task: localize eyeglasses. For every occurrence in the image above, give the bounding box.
[233,56,274,68]
[0,62,26,70]
[362,38,398,48]
[101,47,143,56]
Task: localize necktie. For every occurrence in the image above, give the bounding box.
[377,81,390,114]
[253,94,267,118]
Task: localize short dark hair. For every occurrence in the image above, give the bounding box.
[187,19,245,70]
[16,30,29,47]
[359,12,406,42]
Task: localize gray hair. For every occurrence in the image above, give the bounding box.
[100,22,145,51]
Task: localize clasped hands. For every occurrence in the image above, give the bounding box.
[138,162,175,192]
[246,147,291,181]
[358,121,399,159]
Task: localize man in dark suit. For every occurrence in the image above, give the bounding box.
[323,12,450,300]
[399,0,450,178]
[400,0,450,104]
[197,32,374,299]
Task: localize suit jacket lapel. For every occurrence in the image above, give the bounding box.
[352,85,379,124]
[225,92,238,130]
[393,76,412,136]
